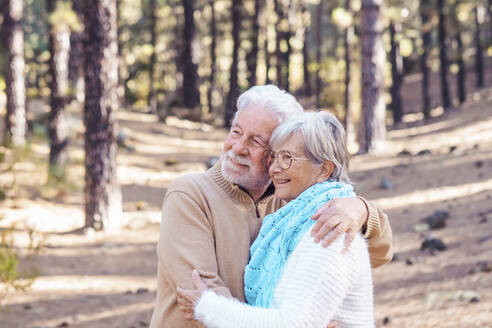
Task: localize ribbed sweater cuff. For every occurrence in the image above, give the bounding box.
[358,196,378,239]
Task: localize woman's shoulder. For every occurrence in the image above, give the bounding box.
[297,228,368,261]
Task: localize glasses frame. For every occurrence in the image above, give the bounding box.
[265,149,310,170]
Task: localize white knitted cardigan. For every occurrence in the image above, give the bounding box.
[194,230,374,328]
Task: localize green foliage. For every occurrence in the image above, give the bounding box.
[48,164,67,183]
[0,222,38,306]
[48,1,83,33]
[3,0,487,121]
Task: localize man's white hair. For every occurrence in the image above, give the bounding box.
[269,111,352,184]
[233,85,304,124]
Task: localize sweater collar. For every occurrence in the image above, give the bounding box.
[207,160,275,204]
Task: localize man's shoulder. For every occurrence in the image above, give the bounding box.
[166,171,213,195]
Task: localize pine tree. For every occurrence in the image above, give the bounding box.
[83,0,123,231]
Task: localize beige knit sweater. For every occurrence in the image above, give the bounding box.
[149,163,392,328]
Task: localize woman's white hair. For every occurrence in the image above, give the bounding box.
[269,111,352,184]
[234,85,304,124]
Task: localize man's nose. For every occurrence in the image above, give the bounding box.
[232,136,249,155]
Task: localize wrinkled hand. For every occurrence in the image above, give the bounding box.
[176,270,209,320]
[311,197,368,252]
[327,320,338,328]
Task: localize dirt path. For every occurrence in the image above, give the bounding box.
[1,87,492,327]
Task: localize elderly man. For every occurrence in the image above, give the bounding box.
[149,85,392,327]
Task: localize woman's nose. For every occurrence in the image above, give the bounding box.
[269,157,281,174]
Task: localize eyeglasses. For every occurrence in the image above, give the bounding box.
[265,150,310,170]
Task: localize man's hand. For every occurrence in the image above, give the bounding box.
[311,197,368,252]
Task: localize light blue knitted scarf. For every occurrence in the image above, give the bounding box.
[243,180,355,308]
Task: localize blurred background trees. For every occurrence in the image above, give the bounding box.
[0,0,491,230]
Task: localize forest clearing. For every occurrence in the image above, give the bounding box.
[0,81,491,327]
[1,0,492,327]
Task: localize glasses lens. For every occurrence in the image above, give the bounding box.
[278,151,291,170]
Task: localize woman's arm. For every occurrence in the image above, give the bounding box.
[182,233,367,328]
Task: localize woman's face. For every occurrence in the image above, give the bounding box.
[269,133,325,202]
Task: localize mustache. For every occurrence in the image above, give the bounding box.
[224,150,252,166]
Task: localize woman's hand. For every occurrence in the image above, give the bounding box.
[311,197,368,252]
[176,270,209,320]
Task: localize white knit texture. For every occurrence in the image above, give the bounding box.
[194,230,374,328]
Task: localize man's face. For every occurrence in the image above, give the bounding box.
[221,105,279,194]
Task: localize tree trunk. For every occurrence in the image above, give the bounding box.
[389,20,403,124]
[264,23,271,84]
[301,2,312,96]
[207,0,217,113]
[420,0,432,119]
[343,0,355,144]
[488,0,492,45]
[3,0,26,147]
[474,5,484,88]
[247,0,261,87]
[182,0,199,108]
[173,0,184,97]
[274,0,283,88]
[456,30,466,104]
[83,0,122,231]
[225,0,242,127]
[68,0,85,104]
[148,0,158,113]
[360,0,386,153]
[116,0,127,106]
[437,0,451,110]
[283,30,292,92]
[47,0,71,178]
[315,0,323,107]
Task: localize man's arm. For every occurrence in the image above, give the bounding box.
[358,197,393,267]
[158,190,233,297]
[310,196,393,267]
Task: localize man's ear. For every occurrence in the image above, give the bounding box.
[316,161,335,183]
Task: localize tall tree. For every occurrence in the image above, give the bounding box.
[360,0,386,153]
[455,27,466,104]
[282,1,294,92]
[301,1,312,96]
[343,0,355,142]
[315,0,323,107]
[68,0,84,104]
[420,0,432,119]
[47,0,71,178]
[3,0,26,147]
[116,0,126,105]
[247,0,262,87]
[389,20,403,124]
[182,0,200,108]
[225,0,242,127]
[274,0,284,88]
[488,0,492,44]
[148,0,158,113]
[207,0,217,113]
[437,0,451,109]
[474,5,484,88]
[264,17,271,84]
[172,0,184,93]
[83,0,122,231]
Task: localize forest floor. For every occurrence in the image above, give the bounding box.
[1,78,492,326]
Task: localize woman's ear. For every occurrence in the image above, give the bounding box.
[316,161,335,183]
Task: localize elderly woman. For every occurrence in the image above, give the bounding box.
[177,111,374,328]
